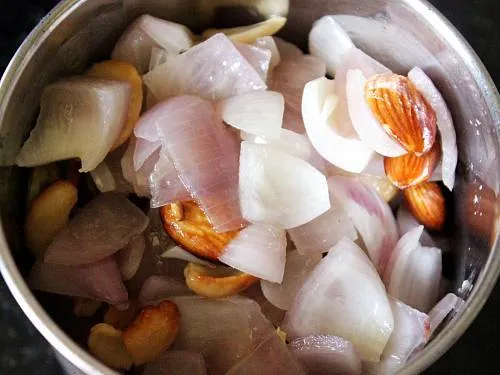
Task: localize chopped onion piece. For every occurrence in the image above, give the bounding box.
[117,235,145,281]
[138,275,191,305]
[254,36,280,70]
[90,161,116,192]
[91,146,133,194]
[308,16,355,76]
[396,205,435,247]
[112,15,194,73]
[143,351,207,375]
[219,91,284,138]
[161,246,215,268]
[16,78,130,172]
[428,293,464,336]
[239,141,330,229]
[346,69,407,156]
[261,250,321,310]
[302,77,374,173]
[219,224,286,283]
[121,137,158,197]
[149,47,169,72]
[283,238,394,362]
[408,67,457,190]
[289,335,362,375]
[235,43,272,83]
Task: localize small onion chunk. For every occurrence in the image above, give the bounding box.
[428,293,464,336]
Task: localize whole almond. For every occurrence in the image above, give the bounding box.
[404,182,445,231]
[160,201,240,261]
[365,73,437,155]
[384,139,441,189]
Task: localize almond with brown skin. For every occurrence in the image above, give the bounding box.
[404,182,445,231]
[160,201,240,261]
[384,138,441,189]
[365,73,437,155]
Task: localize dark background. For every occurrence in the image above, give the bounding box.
[0,0,498,374]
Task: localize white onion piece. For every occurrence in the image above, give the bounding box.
[239,141,330,229]
[430,160,443,181]
[112,15,193,74]
[283,238,394,362]
[44,194,149,266]
[16,78,129,172]
[362,154,386,177]
[219,91,284,138]
[90,161,116,192]
[91,146,134,194]
[428,293,464,336]
[143,351,207,375]
[396,205,435,247]
[261,250,321,310]
[138,275,191,305]
[242,284,286,327]
[274,37,303,60]
[408,67,457,190]
[308,16,355,76]
[121,137,158,197]
[117,235,145,281]
[303,77,374,173]
[144,33,266,101]
[29,257,128,305]
[219,224,286,283]
[346,69,407,156]
[161,246,215,268]
[235,43,272,83]
[289,335,362,375]
[365,298,430,375]
[149,47,169,72]
[254,36,280,70]
[331,175,399,274]
[288,178,357,254]
[133,137,161,170]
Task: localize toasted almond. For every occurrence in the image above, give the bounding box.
[160,201,240,261]
[123,300,180,365]
[365,73,437,155]
[86,60,143,150]
[103,302,139,330]
[88,323,133,370]
[25,180,78,257]
[404,182,445,231]
[202,16,286,43]
[73,298,103,318]
[384,139,441,189]
[184,262,258,298]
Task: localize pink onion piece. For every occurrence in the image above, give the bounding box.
[112,15,193,74]
[365,298,430,375]
[254,36,280,70]
[219,224,287,283]
[331,175,399,274]
[143,351,207,375]
[144,33,266,101]
[29,257,128,305]
[346,69,407,156]
[117,235,145,281]
[149,47,170,72]
[239,141,330,229]
[288,178,357,255]
[396,205,435,247]
[235,42,272,83]
[16,78,130,172]
[138,275,191,306]
[134,137,161,170]
[121,137,156,197]
[261,250,321,310]
[242,284,286,327]
[43,193,149,266]
[274,37,303,60]
[408,67,457,190]
[283,238,394,363]
[302,77,375,173]
[428,293,464,336]
[289,335,362,375]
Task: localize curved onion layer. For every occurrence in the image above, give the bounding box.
[29,257,128,305]
[161,246,215,267]
[138,275,191,305]
[44,193,149,266]
[384,226,442,313]
[143,351,207,375]
[219,91,284,138]
[283,238,394,363]
[219,224,287,283]
[144,33,266,101]
[149,47,169,72]
[289,335,362,375]
[261,250,321,310]
[235,43,272,83]
[308,16,355,76]
[396,205,435,247]
[288,178,357,255]
[254,36,280,70]
[239,141,330,229]
[117,235,145,281]
[365,298,430,375]
[112,15,194,74]
[346,69,407,156]
[91,146,134,194]
[331,176,399,274]
[408,67,457,190]
[428,293,464,336]
[302,77,374,173]
[121,137,158,197]
[16,78,129,172]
